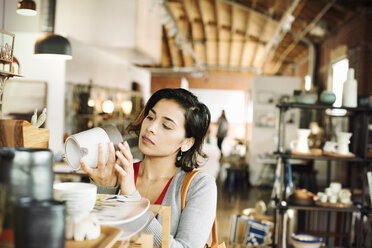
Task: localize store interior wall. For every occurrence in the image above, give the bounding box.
[1,0,155,155]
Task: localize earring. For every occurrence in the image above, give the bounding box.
[177,151,183,161]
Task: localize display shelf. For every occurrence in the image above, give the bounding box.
[277,152,371,163]
[272,102,372,248]
[285,204,360,213]
[276,102,372,113]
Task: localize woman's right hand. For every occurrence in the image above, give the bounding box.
[79,142,118,187]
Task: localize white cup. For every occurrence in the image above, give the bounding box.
[64,127,110,170]
[336,143,350,155]
[329,195,338,204]
[290,129,311,153]
[330,182,342,194]
[323,141,350,155]
[338,189,351,204]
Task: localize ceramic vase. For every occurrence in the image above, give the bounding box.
[342,68,358,107]
[319,91,336,105]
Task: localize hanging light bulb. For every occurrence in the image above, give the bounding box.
[87,98,95,107]
[121,100,133,115]
[102,100,114,114]
[17,0,37,16]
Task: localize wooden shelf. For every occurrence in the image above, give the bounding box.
[278,152,372,163]
[286,204,360,213]
[276,102,372,113]
[0,70,21,78]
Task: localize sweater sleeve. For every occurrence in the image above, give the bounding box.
[144,173,217,248]
[90,178,119,194]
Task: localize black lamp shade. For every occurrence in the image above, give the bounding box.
[34,33,72,60]
[17,0,37,16]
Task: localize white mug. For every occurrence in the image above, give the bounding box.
[323,141,350,155]
[64,127,110,170]
[336,143,350,155]
[290,129,311,153]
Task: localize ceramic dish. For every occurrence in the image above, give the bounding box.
[93,195,150,225]
[116,210,154,240]
[291,233,323,248]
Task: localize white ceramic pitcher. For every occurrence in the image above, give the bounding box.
[290,129,311,153]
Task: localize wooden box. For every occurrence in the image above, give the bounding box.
[0,120,49,148]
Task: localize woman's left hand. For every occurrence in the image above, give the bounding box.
[80,142,117,187]
[114,141,136,195]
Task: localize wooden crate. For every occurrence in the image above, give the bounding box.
[0,120,49,148]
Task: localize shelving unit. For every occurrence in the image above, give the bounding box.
[272,103,372,248]
[0,30,21,119]
[64,82,143,135]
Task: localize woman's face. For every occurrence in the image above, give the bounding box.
[139,99,189,158]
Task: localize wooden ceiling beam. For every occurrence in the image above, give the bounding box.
[161,27,172,67]
[199,0,218,66]
[183,0,207,65]
[230,5,246,67]
[261,0,301,69]
[194,0,209,66]
[168,2,192,67]
[272,0,336,73]
[216,0,232,66]
[219,0,280,24]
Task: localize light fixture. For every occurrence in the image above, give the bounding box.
[34,0,72,60]
[34,33,72,60]
[17,0,37,16]
[121,100,133,115]
[102,100,114,114]
[87,98,95,107]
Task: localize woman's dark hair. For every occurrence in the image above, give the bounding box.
[126,88,211,172]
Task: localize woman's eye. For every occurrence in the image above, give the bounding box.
[163,124,171,130]
[146,115,154,120]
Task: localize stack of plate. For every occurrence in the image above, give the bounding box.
[53,182,97,215]
[93,194,152,240]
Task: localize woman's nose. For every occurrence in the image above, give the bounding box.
[147,120,158,133]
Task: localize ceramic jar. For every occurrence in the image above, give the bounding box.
[319,91,336,105]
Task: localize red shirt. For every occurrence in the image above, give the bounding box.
[133,161,173,204]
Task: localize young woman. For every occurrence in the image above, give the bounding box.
[80,88,217,247]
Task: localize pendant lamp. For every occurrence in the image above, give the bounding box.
[34,0,72,60]
[17,0,37,16]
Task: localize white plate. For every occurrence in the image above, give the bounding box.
[93,197,150,225]
[116,211,154,240]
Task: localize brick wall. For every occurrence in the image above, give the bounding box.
[294,9,372,95]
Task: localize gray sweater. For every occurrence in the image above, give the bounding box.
[94,168,217,248]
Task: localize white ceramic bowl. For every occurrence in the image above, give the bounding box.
[291,233,323,248]
[53,182,97,215]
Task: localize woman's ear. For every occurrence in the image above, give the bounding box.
[181,137,195,152]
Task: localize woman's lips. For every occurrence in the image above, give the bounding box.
[142,136,155,145]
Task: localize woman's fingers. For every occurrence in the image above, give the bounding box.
[97,143,106,170]
[115,164,127,176]
[118,142,133,161]
[115,150,129,167]
[107,142,116,169]
[80,157,94,177]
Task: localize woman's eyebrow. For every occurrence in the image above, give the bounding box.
[163,116,176,125]
[150,108,177,125]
